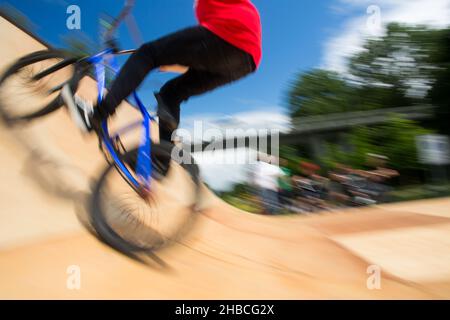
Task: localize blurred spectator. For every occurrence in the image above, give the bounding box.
[300,161,320,176]
[253,154,282,215]
[226,156,401,214]
[278,158,293,210]
[327,172,351,206]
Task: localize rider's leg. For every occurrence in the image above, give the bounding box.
[156,67,252,142]
[97,26,255,119]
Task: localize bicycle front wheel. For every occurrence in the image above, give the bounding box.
[90,141,202,253]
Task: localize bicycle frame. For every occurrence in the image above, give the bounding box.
[85,48,155,194]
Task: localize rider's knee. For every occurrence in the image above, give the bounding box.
[138,42,153,54]
[135,42,158,65]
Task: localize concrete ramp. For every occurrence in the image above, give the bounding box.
[0,17,449,299]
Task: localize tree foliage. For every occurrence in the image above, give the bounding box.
[287,23,450,121]
[323,115,432,171]
[288,70,357,118]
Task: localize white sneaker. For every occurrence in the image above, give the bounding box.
[62,85,94,133]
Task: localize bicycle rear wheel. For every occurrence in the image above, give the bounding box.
[0,49,78,125]
[90,141,201,253]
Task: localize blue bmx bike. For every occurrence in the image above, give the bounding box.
[0,3,201,254]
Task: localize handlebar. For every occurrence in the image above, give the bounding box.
[103,0,136,44]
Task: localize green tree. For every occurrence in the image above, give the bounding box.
[287,69,357,118]
[287,24,447,119]
[425,28,450,135]
[349,24,450,135]
[323,115,432,171]
[348,24,442,108]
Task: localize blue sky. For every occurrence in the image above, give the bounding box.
[3,0,449,190]
[2,0,348,119]
[2,0,449,127]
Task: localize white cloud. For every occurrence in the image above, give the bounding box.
[323,0,450,73]
[179,108,290,143]
[193,148,259,191]
[178,108,289,191]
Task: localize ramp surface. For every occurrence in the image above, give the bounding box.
[0,17,449,299]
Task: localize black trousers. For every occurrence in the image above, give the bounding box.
[99,26,256,140]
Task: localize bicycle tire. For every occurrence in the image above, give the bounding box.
[0,49,80,125]
[90,141,201,254]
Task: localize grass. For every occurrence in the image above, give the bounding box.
[387,183,450,202]
[222,195,261,214]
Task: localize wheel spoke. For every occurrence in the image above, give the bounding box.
[91,145,201,253]
[0,51,75,122]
